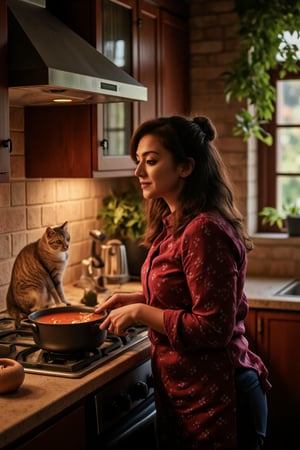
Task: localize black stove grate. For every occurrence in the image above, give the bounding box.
[0,316,148,378]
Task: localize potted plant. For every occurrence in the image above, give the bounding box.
[97,190,148,278]
[259,203,300,236]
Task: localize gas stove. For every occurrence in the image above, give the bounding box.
[0,316,148,378]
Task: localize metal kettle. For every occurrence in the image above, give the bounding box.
[101,239,129,284]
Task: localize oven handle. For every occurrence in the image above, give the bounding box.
[103,396,156,448]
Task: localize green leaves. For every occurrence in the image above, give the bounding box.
[223,0,300,144]
[259,206,286,229]
[233,110,273,145]
[97,191,146,241]
[259,203,300,229]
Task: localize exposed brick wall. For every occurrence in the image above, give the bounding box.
[188,0,300,279]
[189,0,248,217]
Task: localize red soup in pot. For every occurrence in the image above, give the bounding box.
[35,311,103,325]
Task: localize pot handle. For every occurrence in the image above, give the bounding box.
[20,318,38,333]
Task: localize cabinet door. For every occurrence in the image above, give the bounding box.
[159,10,189,116]
[25,105,95,178]
[136,0,160,124]
[15,404,87,450]
[95,0,136,174]
[137,3,189,121]
[244,308,257,351]
[256,309,300,448]
[0,0,10,182]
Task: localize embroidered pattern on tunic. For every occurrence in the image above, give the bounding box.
[141,212,271,450]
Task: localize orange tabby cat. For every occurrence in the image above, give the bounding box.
[6,222,70,323]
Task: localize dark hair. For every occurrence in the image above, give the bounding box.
[130,115,253,251]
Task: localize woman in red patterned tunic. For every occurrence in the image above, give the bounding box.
[96,116,271,450]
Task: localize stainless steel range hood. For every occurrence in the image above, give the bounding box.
[7,0,148,106]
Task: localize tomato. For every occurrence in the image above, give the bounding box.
[0,358,25,394]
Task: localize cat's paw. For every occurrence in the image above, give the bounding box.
[64,300,72,306]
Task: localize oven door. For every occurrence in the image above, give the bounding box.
[86,359,157,450]
[100,394,156,450]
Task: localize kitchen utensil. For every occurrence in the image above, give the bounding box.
[101,239,129,284]
[21,306,107,352]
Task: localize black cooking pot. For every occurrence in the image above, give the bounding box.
[21,305,107,353]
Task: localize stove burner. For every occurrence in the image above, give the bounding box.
[44,349,101,363]
[0,316,148,378]
[0,317,16,330]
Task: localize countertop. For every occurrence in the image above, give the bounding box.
[245,276,300,311]
[0,276,299,448]
[0,332,150,449]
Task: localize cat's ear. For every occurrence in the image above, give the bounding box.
[46,227,55,238]
[61,221,68,230]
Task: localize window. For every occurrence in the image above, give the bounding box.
[258,75,300,232]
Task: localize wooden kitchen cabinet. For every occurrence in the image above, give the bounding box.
[24,0,189,178]
[136,0,189,124]
[0,0,10,182]
[245,308,300,449]
[25,105,96,178]
[12,403,87,450]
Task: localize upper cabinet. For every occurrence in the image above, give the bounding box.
[24,0,189,178]
[0,0,10,182]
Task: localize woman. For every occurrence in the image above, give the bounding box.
[96,116,271,450]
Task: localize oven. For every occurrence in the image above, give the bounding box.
[86,359,157,450]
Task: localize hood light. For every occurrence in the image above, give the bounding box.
[52,98,73,103]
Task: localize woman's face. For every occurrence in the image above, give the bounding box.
[135,134,190,211]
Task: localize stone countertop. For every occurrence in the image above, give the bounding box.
[0,281,146,449]
[0,337,150,449]
[245,277,300,311]
[0,276,299,449]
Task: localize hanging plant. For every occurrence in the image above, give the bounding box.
[222,0,300,145]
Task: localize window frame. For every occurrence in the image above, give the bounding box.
[257,69,300,232]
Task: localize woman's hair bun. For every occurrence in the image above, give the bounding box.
[192,116,216,142]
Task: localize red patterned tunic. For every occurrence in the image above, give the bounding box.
[141,212,271,450]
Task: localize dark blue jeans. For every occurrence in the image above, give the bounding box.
[234,368,268,450]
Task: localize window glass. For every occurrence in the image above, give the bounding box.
[275,79,300,209]
[277,80,300,125]
[276,128,300,172]
[102,0,132,157]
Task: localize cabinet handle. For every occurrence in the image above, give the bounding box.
[257,316,264,335]
[2,139,13,153]
[100,139,109,156]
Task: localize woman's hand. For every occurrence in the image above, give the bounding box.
[96,291,166,336]
[95,292,146,336]
[100,303,142,336]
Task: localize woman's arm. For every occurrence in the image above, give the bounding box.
[95,292,166,336]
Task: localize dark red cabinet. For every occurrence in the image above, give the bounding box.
[245,308,300,448]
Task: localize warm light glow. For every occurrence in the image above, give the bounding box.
[52,98,73,103]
